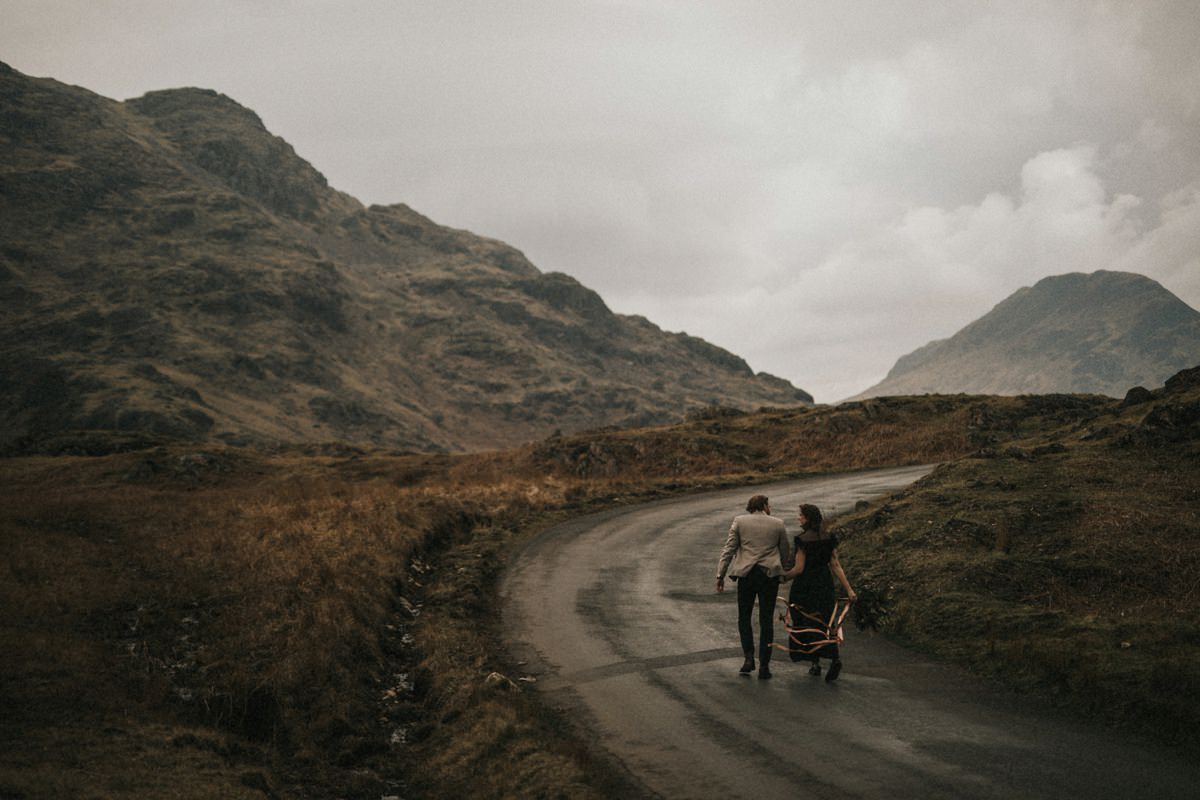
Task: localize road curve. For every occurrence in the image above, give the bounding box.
[500,466,1200,799]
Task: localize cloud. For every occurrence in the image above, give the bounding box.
[614,145,1200,402]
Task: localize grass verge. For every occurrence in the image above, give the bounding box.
[837,370,1200,753]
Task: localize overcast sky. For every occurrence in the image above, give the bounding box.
[4,1,1199,401]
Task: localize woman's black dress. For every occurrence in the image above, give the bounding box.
[787,533,840,662]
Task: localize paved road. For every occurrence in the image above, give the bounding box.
[501,466,1200,799]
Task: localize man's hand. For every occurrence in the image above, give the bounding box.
[716,577,725,593]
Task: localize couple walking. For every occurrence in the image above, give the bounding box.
[715,494,856,681]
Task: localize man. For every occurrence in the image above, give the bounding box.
[716,494,792,679]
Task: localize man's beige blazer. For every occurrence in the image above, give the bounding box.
[716,512,792,579]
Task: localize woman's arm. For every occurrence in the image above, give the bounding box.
[830,549,857,601]
[782,548,806,580]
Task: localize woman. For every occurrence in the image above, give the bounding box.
[781,504,857,682]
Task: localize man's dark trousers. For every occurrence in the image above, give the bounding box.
[736,565,780,663]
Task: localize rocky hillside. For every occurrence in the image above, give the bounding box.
[0,63,811,453]
[856,271,1200,399]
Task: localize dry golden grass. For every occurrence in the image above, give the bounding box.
[474,394,1105,484]
[0,447,644,798]
[1,451,444,796]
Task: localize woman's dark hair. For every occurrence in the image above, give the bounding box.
[746,494,769,513]
[800,503,823,533]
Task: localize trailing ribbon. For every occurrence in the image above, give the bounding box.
[769,595,853,653]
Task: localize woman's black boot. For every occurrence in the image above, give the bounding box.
[825,659,842,682]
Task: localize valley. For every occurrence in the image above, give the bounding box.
[2,369,1197,798]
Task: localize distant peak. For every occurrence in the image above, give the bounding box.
[1031,270,1163,291]
[856,269,1200,399]
[121,85,352,221]
[125,87,266,129]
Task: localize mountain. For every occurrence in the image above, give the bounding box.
[854,271,1200,399]
[0,63,811,453]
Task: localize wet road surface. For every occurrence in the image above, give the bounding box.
[500,466,1200,799]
